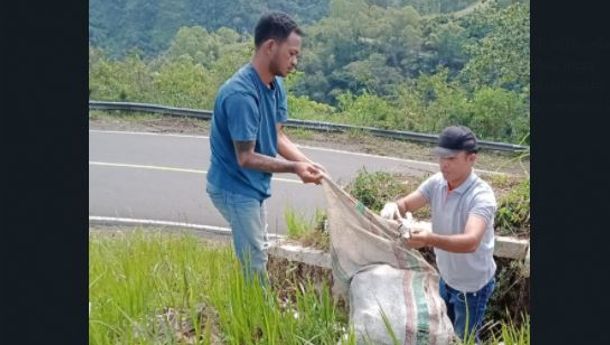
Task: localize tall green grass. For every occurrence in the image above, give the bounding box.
[89,230,349,344]
[284,207,329,250]
[491,314,530,345]
[89,230,529,344]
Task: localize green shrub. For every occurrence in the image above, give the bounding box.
[344,168,431,219]
[344,168,409,213]
[495,177,530,236]
[485,258,530,334]
[288,91,336,122]
[336,92,403,129]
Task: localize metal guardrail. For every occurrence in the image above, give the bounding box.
[89,100,529,153]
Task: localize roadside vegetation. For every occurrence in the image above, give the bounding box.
[90,0,530,145]
[342,168,530,237]
[89,231,347,345]
[90,230,529,344]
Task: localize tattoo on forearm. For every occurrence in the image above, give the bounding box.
[233,140,294,173]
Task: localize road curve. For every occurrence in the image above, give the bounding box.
[89,129,490,234]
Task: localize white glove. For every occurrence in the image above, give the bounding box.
[380,202,400,220]
[399,212,414,239]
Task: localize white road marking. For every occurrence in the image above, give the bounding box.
[89,215,283,239]
[88,129,437,164]
[89,129,512,176]
[89,215,232,234]
[89,129,205,139]
[90,161,202,174]
[89,161,303,184]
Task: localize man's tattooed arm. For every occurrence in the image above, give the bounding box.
[233,140,296,173]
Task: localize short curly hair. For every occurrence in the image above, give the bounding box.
[254,11,303,48]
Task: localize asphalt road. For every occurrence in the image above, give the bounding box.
[89,129,445,235]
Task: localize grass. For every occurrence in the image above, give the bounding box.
[491,314,530,345]
[284,206,329,251]
[89,110,210,134]
[89,110,164,122]
[283,127,316,140]
[344,168,433,220]
[493,177,530,237]
[89,230,348,345]
[90,229,529,344]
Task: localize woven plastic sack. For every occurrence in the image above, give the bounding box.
[321,177,455,345]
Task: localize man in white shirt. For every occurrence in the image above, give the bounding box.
[380,125,497,343]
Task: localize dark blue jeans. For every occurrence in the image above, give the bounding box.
[439,277,495,343]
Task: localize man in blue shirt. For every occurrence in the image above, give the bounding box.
[206,12,325,282]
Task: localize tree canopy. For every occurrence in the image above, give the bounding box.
[89,0,530,144]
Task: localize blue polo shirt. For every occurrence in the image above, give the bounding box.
[207,63,288,201]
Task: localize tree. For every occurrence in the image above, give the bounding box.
[89,49,152,102]
[469,87,529,142]
[420,19,468,74]
[460,3,530,94]
[152,55,215,108]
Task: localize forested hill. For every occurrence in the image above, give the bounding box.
[89,0,530,144]
[89,0,481,58]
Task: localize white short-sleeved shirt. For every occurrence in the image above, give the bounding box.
[417,171,497,292]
